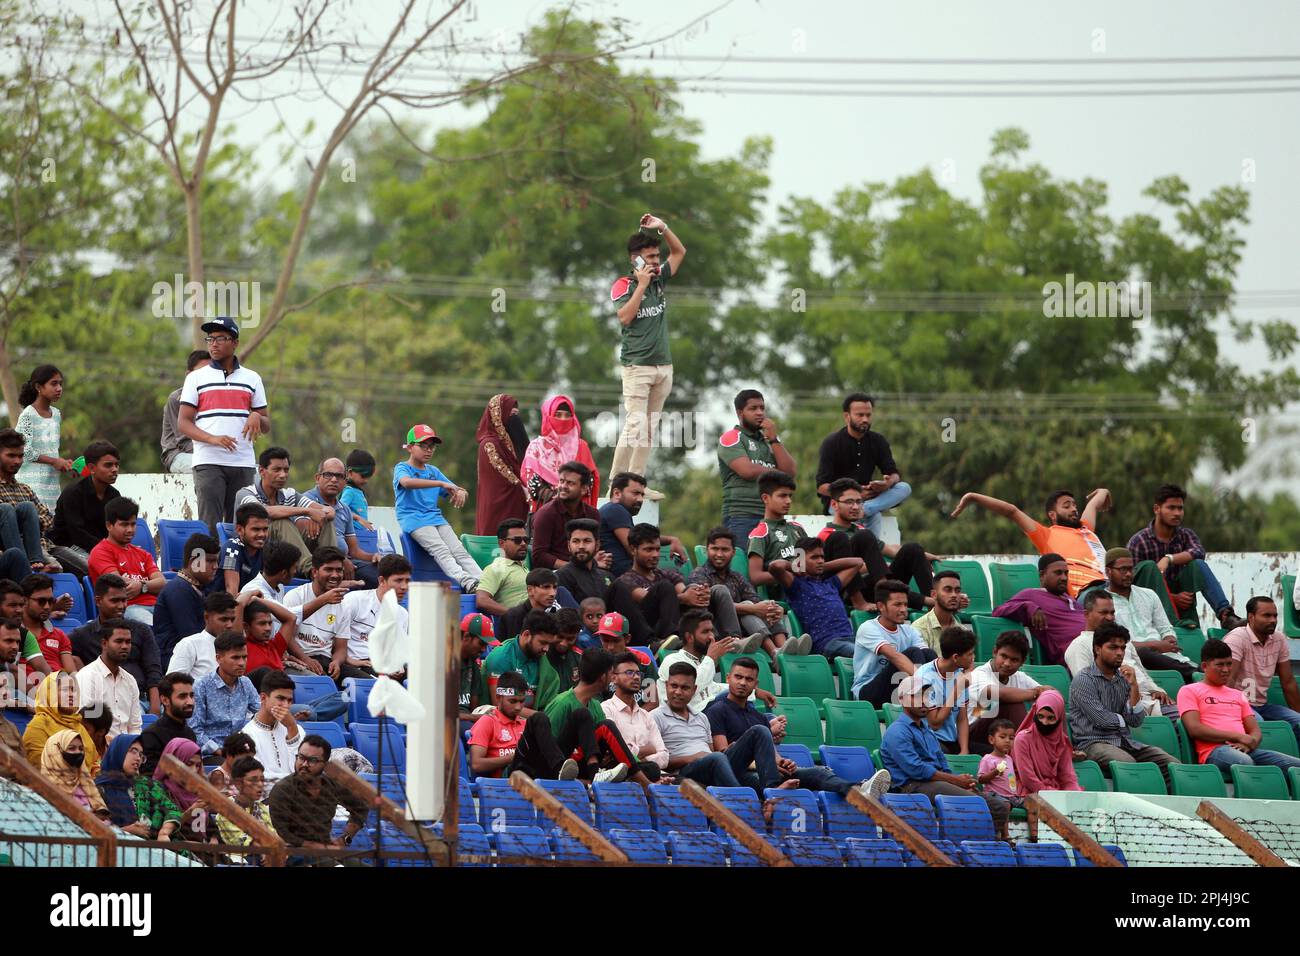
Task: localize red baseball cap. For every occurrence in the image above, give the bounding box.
[404,423,442,447]
[461,612,495,643]
[596,612,629,638]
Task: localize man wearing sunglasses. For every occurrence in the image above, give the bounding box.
[21,573,74,672]
[301,457,379,589]
[476,518,531,623]
[177,317,271,534]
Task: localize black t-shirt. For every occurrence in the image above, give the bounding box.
[815,427,900,510]
[556,561,614,604]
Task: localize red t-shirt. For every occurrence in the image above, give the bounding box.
[1177,681,1255,764]
[32,626,70,670]
[468,709,526,777]
[88,540,160,607]
[245,634,288,672]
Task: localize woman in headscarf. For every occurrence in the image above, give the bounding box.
[23,671,100,774]
[40,729,108,818]
[474,394,531,535]
[95,734,182,840]
[520,395,600,511]
[154,737,210,840]
[1011,688,1082,795]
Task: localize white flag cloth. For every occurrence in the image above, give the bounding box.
[366,589,426,724]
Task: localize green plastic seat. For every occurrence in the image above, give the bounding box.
[1073,759,1107,792]
[824,699,883,752]
[1173,627,1206,667]
[771,696,824,755]
[989,562,1039,608]
[1020,665,1071,706]
[1206,627,1227,642]
[945,754,981,777]
[659,545,691,575]
[1266,676,1287,707]
[1111,762,1168,795]
[1131,714,1182,763]
[882,703,903,726]
[850,609,876,631]
[1173,720,1195,763]
[1283,575,1300,639]
[1288,767,1300,800]
[719,653,777,699]
[460,533,502,568]
[1257,720,1300,758]
[970,615,1030,664]
[933,560,992,622]
[1169,763,1228,798]
[779,656,836,716]
[871,748,883,772]
[1230,765,1290,800]
[833,657,856,700]
[1146,669,1185,700]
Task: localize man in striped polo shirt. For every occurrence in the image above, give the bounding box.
[178,317,270,533]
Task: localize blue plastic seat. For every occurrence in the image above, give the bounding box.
[934,794,997,843]
[455,781,479,828]
[349,722,406,772]
[354,527,379,555]
[344,677,379,723]
[536,778,593,827]
[300,721,346,750]
[400,531,456,585]
[50,573,91,623]
[494,825,550,865]
[477,777,537,834]
[1073,844,1128,867]
[648,784,710,834]
[3,709,32,735]
[844,837,905,867]
[289,673,338,702]
[139,713,158,729]
[904,838,961,868]
[775,743,816,768]
[667,830,727,866]
[132,519,157,559]
[592,782,653,833]
[445,822,490,867]
[549,828,600,862]
[782,835,844,866]
[818,791,877,841]
[961,840,1017,866]
[881,793,939,842]
[705,786,767,834]
[215,522,236,551]
[456,735,473,781]
[819,744,875,781]
[157,519,209,571]
[762,788,824,839]
[81,577,97,620]
[609,828,668,864]
[1015,843,1072,867]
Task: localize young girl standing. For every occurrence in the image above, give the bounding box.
[16,365,75,509]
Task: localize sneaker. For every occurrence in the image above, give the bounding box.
[558,759,580,781]
[593,764,629,784]
[859,768,892,801]
[1219,609,1246,631]
[643,488,666,501]
[658,635,683,655]
[789,634,814,656]
[736,634,764,654]
[463,580,479,594]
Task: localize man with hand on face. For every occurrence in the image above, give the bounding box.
[991,553,1086,667]
[816,393,912,536]
[1104,547,1196,684]
[658,609,776,714]
[280,546,354,686]
[556,519,614,605]
[1063,590,1175,717]
[240,669,302,785]
[301,457,379,589]
[717,390,797,546]
[137,672,197,774]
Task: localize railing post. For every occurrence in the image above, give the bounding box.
[1025,795,1122,867]
[843,789,957,867]
[510,771,628,863]
[324,760,451,865]
[0,742,117,866]
[678,779,792,867]
[158,754,288,867]
[1196,800,1289,867]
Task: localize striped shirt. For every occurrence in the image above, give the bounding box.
[179,359,267,468]
[1067,663,1146,749]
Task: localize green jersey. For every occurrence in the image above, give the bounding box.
[717,424,779,517]
[747,516,807,568]
[611,261,673,366]
[483,638,558,710]
[544,689,606,737]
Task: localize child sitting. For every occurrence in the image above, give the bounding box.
[577,597,605,651]
[977,718,1030,843]
[766,536,866,661]
[393,424,481,591]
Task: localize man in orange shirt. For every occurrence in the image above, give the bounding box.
[951,488,1112,598]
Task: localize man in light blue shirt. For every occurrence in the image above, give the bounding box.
[189,631,261,756]
[914,625,976,754]
[300,457,379,589]
[854,579,937,705]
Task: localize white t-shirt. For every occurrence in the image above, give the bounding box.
[966,660,1040,722]
[179,360,267,468]
[241,717,302,785]
[340,589,408,662]
[167,630,218,681]
[281,582,349,659]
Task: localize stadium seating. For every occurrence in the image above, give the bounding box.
[609,828,668,863]
[536,778,593,827]
[819,745,874,782]
[960,840,1016,866]
[1169,763,1227,798]
[1131,714,1182,763]
[300,721,347,750]
[668,829,727,866]
[593,782,653,832]
[494,825,550,864]
[706,786,766,833]
[945,754,981,777]
[1282,575,1300,639]
[881,793,939,842]
[1289,767,1300,800]
[1146,669,1186,699]
[452,822,491,866]
[215,522,235,551]
[549,828,600,862]
[971,616,1030,663]
[989,562,1038,607]
[776,743,815,767]
[139,713,157,729]
[934,794,996,843]
[934,560,992,621]
[694,545,747,577]
[763,788,823,838]
[783,835,844,866]
[1020,664,1071,704]
[844,837,905,867]
[349,722,406,772]
[456,735,472,781]
[1266,676,1286,707]
[51,574,92,624]
[824,699,883,752]
[1256,721,1299,758]
[647,784,709,835]
[400,532,456,585]
[882,703,902,726]
[1111,762,1167,795]
[719,653,776,698]
[770,696,824,753]
[132,518,157,559]
[157,519,208,571]
[818,791,877,841]
[477,777,537,833]
[345,677,378,723]
[1230,765,1290,801]
[779,656,836,715]
[4,710,32,736]
[460,534,501,569]
[1015,843,1071,867]
[833,657,855,699]
[1174,628,1207,667]
[1073,844,1128,867]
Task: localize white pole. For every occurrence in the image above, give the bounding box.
[406,581,446,821]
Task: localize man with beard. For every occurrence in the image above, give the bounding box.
[75,618,142,738]
[657,608,777,713]
[601,651,668,781]
[0,427,61,573]
[991,554,1087,667]
[1104,547,1197,683]
[0,619,27,761]
[279,547,354,685]
[556,519,615,604]
[268,734,369,854]
[483,609,560,714]
[530,461,598,570]
[1062,590,1175,717]
[546,609,584,696]
[684,526,780,654]
[137,672,198,774]
[815,393,912,536]
[912,571,966,654]
[717,390,797,546]
[951,487,1113,598]
[235,447,332,576]
[819,478,939,614]
[599,472,689,578]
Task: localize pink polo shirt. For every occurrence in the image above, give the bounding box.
[1223,626,1288,706]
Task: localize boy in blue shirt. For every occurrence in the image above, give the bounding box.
[767,536,863,662]
[393,424,481,591]
[341,449,376,531]
[913,625,977,755]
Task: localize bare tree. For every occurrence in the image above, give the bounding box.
[39,0,729,353]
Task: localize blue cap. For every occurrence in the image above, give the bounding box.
[201,316,239,338]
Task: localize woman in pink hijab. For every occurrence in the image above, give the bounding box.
[1011,689,1082,794]
[520,395,600,510]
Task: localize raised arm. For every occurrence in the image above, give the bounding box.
[950,492,1039,535]
[1080,488,1112,529]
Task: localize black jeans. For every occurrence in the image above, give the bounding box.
[510,708,660,782]
[606,578,681,648]
[823,529,930,611]
[309,655,373,689]
[1135,645,1197,683]
[192,464,256,534]
[857,646,938,707]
